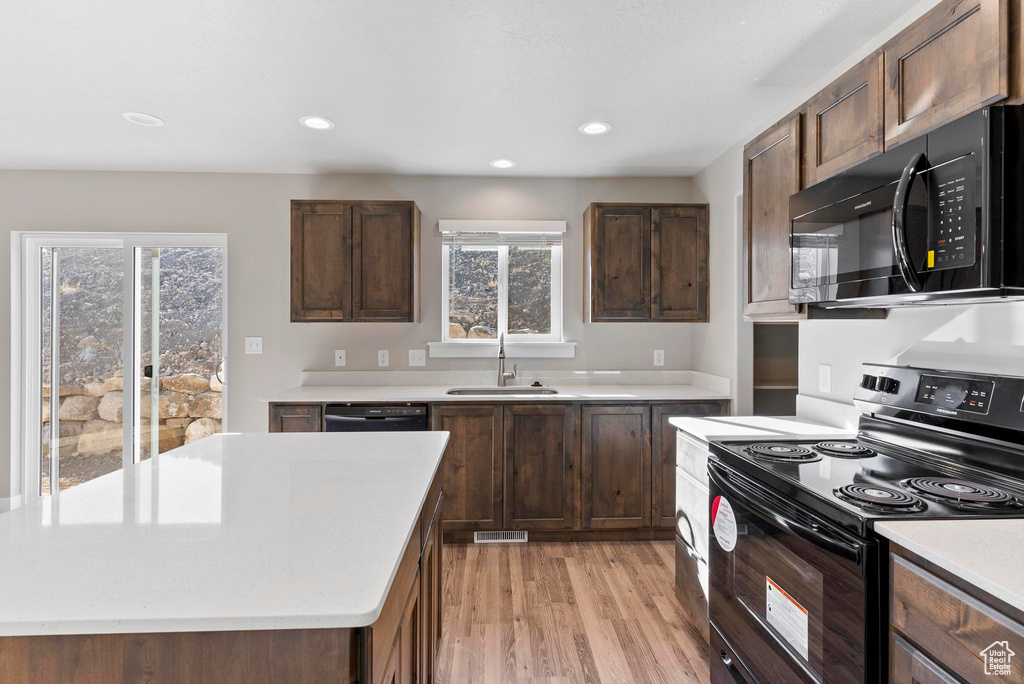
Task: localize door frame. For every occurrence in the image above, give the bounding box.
[12,232,228,505]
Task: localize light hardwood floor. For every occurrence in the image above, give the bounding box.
[436,541,709,683]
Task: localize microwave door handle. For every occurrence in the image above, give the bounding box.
[708,462,861,563]
[892,152,928,293]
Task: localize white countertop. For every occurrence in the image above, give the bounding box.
[668,414,854,444]
[875,519,1024,614]
[263,383,731,404]
[0,432,449,636]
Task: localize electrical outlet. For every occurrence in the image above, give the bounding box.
[334,350,346,367]
[377,350,390,367]
[654,350,665,367]
[244,337,263,355]
[818,364,832,393]
[408,350,426,367]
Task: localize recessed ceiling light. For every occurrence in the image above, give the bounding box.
[299,116,335,130]
[489,159,516,169]
[122,112,164,127]
[579,121,612,135]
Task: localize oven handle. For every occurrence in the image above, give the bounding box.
[718,649,747,684]
[891,151,928,293]
[708,461,862,563]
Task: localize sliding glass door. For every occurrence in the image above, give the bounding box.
[24,234,227,498]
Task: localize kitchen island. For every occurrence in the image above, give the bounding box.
[0,431,447,684]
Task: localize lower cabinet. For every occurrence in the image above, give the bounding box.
[503,404,578,530]
[419,508,442,684]
[432,405,503,531]
[652,402,729,528]
[267,404,322,432]
[889,546,1024,683]
[581,405,651,529]
[398,571,421,684]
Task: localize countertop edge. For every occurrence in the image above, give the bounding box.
[874,519,1024,615]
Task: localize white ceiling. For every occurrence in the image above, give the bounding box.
[0,0,921,177]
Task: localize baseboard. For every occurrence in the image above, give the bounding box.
[444,527,674,544]
[0,495,22,514]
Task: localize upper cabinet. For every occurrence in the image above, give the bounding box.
[742,0,1016,320]
[804,52,885,185]
[743,115,803,319]
[883,0,1008,147]
[584,202,709,322]
[291,200,420,322]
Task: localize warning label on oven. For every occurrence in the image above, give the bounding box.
[711,495,737,552]
[766,576,809,661]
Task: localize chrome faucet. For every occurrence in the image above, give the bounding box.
[497,333,517,387]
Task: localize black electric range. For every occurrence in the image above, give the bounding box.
[707,364,1024,684]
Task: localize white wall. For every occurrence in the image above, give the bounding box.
[2,170,702,502]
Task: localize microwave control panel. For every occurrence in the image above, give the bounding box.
[927,155,976,271]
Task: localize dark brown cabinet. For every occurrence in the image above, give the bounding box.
[419,512,442,684]
[883,0,1008,147]
[652,402,728,528]
[397,571,421,684]
[743,115,803,320]
[503,404,578,530]
[432,405,503,531]
[584,203,709,322]
[290,200,419,322]
[581,405,651,529]
[804,51,884,185]
[268,404,322,432]
[889,546,1024,683]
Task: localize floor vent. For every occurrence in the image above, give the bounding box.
[474,530,528,544]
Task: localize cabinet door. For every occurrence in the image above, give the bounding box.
[651,205,709,321]
[651,402,728,528]
[419,512,441,684]
[883,0,1007,146]
[290,201,352,322]
[379,633,400,684]
[503,405,577,530]
[890,633,959,684]
[743,114,803,319]
[398,571,421,684]
[805,52,884,185]
[432,405,503,531]
[581,405,651,529]
[590,205,651,321]
[352,203,417,321]
[268,404,322,432]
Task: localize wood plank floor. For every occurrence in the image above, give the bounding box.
[436,541,709,683]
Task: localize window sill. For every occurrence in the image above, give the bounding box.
[428,341,577,359]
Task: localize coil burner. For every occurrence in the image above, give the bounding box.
[834,484,927,513]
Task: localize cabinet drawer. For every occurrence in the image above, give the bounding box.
[891,553,1024,683]
[268,404,322,432]
[891,633,959,684]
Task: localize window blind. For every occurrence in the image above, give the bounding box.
[442,232,561,247]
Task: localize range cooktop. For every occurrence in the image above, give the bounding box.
[710,437,1024,535]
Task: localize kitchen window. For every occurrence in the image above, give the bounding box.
[439,221,565,349]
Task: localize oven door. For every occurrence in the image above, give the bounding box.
[707,461,880,684]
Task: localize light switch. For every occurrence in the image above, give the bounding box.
[409,350,426,367]
[654,350,665,367]
[335,350,347,367]
[819,364,832,393]
[377,350,390,367]
[245,337,263,355]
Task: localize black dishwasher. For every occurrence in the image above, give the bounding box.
[324,405,428,432]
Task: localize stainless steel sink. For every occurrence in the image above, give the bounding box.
[446,387,558,395]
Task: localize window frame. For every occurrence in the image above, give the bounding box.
[441,237,562,344]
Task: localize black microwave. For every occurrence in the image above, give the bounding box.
[789,106,1024,308]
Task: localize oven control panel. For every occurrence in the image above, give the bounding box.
[855,364,1024,432]
[926,155,976,271]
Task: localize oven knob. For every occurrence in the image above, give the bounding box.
[860,374,877,390]
[877,377,900,394]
